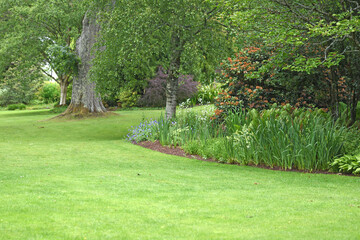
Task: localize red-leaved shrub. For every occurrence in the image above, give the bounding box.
[139,66,198,107]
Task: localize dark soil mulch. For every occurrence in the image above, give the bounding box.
[134,141,357,176]
[134,141,217,163]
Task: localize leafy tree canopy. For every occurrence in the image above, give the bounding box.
[91,0,234,95]
[0,0,86,84]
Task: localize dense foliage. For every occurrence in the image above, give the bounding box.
[0,0,85,106]
[331,154,360,175]
[228,0,360,124]
[7,104,26,111]
[0,62,44,106]
[92,0,232,117]
[188,82,221,106]
[213,45,336,120]
[36,82,61,104]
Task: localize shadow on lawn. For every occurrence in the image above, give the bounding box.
[0,110,54,118]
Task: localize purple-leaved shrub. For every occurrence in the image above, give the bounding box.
[139,66,198,107]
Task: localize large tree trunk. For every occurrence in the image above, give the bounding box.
[165,32,181,119]
[64,12,106,115]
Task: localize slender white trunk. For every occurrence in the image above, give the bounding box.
[59,82,68,106]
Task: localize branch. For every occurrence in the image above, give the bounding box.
[345,0,360,11]
[194,3,228,36]
[271,0,316,26]
[64,74,72,84]
[295,2,338,22]
[39,67,58,83]
[350,31,360,49]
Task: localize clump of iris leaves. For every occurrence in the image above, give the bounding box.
[127,104,360,174]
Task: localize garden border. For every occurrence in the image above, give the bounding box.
[134,141,357,177]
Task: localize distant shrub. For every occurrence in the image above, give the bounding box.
[214,46,330,120]
[65,84,72,105]
[49,105,68,114]
[139,66,198,107]
[181,82,221,107]
[0,81,40,107]
[37,82,60,104]
[7,104,26,110]
[117,88,141,108]
[0,62,44,106]
[194,82,221,104]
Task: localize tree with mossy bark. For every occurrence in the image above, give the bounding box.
[92,0,232,118]
[63,12,106,115]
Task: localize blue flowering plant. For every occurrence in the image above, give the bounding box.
[126,106,217,145]
[126,120,159,142]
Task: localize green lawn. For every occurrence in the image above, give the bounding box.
[0,109,359,240]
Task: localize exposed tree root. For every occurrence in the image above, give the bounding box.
[48,104,117,120]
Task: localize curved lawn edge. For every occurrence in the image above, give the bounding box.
[133,140,358,177]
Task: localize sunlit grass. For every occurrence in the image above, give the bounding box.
[0,109,359,239]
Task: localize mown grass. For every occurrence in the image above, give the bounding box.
[0,109,359,240]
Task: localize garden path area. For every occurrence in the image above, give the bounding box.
[0,109,359,239]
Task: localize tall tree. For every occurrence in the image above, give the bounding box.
[63,12,106,115]
[93,0,232,118]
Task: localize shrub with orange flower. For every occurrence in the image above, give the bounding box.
[213,46,282,119]
[212,44,337,120]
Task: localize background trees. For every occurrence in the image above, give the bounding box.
[266,0,360,124]
[92,0,233,118]
[0,0,359,124]
[217,0,360,125]
[0,60,45,106]
[0,0,85,106]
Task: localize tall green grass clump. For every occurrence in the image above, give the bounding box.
[174,106,222,143]
[126,105,222,145]
[126,104,359,172]
[156,105,223,147]
[225,105,359,171]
